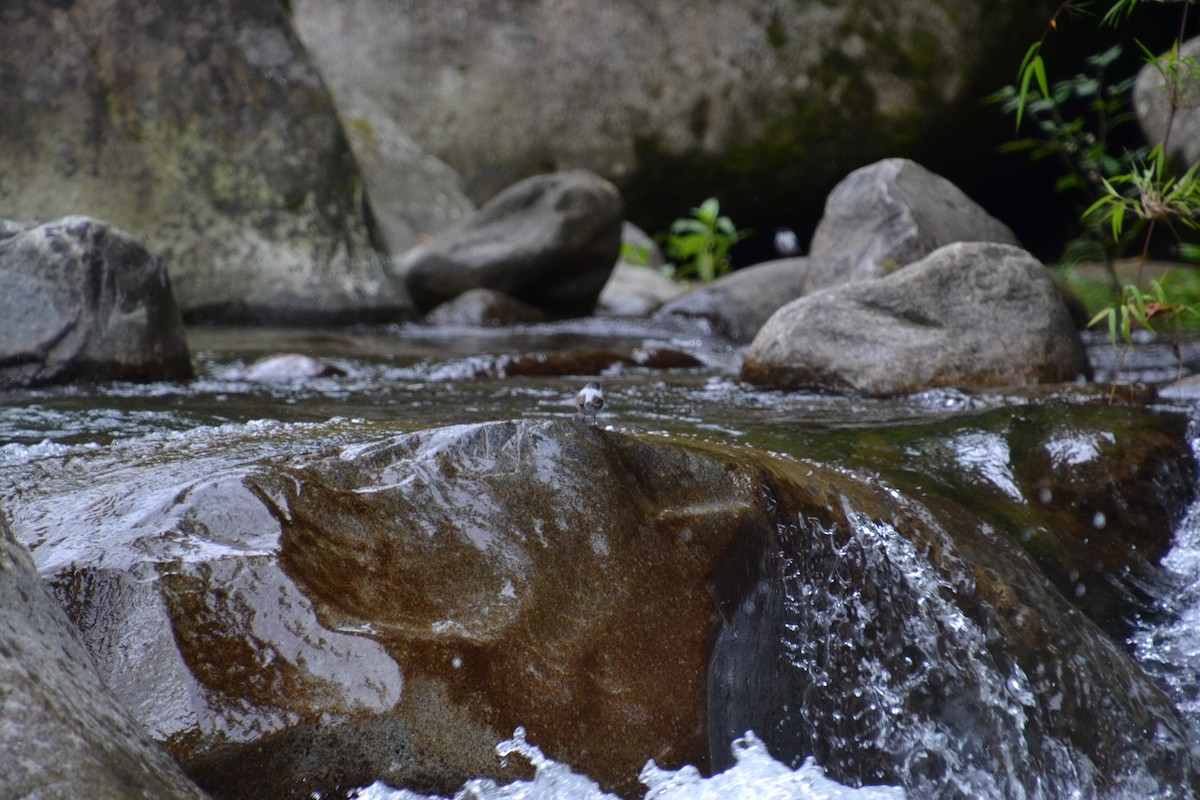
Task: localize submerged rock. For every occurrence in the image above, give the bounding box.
[0,216,193,388]
[742,242,1089,396]
[0,514,208,800]
[394,170,623,318]
[2,412,1194,799]
[653,257,810,343]
[804,158,1021,294]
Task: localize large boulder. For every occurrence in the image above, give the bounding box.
[393,170,623,317]
[0,216,193,389]
[0,514,209,800]
[742,242,1089,396]
[0,0,411,323]
[3,415,1195,798]
[289,1,1050,230]
[1134,35,1200,173]
[804,158,1022,293]
[653,257,810,343]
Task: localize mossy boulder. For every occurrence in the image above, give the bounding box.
[0,0,412,323]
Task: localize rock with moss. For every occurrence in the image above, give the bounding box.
[291,1,1046,228]
[0,216,193,388]
[0,0,412,323]
[743,242,1089,396]
[804,158,1021,293]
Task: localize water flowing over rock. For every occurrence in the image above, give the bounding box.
[653,257,810,343]
[0,216,193,388]
[0,514,209,800]
[393,170,623,318]
[804,159,1022,293]
[289,1,1050,227]
[742,242,1089,396]
[3,410,1196,799]
[0,0,410,324]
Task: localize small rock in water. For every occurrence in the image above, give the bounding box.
[239,354,346,383]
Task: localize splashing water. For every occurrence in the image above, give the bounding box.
[348,728,904,800]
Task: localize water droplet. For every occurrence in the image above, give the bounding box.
[1092,511,1107,529]
[1039,488,1052,504]
[1075,583,1086,598]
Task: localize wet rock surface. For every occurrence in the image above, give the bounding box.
[2,406,1196,799]
[743,242,1089,396]
[0,216,193,388]
[0,514,209,800]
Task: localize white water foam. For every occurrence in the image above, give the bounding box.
[348,728,904,800]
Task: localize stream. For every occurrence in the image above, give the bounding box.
[3,320,1200,799]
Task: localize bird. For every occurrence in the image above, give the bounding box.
[774,227,800,256]
[575,381,605,426]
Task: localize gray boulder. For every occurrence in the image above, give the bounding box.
[0,514,209,800]
[804,159,1021,293]
[1134,35,1200,172]
[598,265,684,317]
[0,0,410,323]
[393,170,623,317]
[654,257,810,343]
[0,216,193,389]
[291,0,1060,226]
[743,242,1089,396]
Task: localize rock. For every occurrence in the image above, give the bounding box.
[598,264,685,317]
[238,354,346,382]
[338,105,477,256]
[4,414,1195,798]
[0,216,193,388]
[1135,35,1200,172]
[0,513,209,800]
[0,0,411,323]
[653,258,810,343]
[742,242,1089,396]
[425,288,550,327]
[290,1,1056,230]
[597,223,679,317]
[709,446,1197,797]
[1158,374,1200,402]
[804,159,1021,293]
[393,170,623,317]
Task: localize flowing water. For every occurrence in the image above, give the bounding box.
[4,320,1200,799]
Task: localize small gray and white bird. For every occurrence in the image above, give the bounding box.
[575,381,605,426]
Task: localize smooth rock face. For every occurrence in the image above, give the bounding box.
[0,0,410,323]
[743,242,1089,396]
[1134,35,1200,172]
[804,158,1021,293]
[0,216,193,388]
[394,170,624,317]
[653,258,810,343]
[0,514,209,800]
[4,415,1196,799]
[290,0,1048,225]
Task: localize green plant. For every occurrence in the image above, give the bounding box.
[662,198,750,283]
[1001,0,1200,366]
